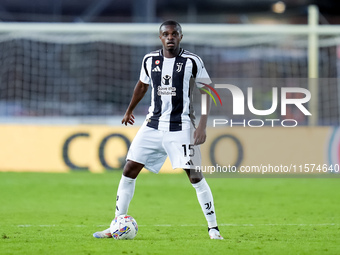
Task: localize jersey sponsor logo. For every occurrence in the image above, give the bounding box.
[162,75,171,85]
[157,86,176,96]
[155,60,160,65]
[152,66,161,72]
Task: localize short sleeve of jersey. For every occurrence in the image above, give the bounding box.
[194,57,212,88]
[139,56,151,84]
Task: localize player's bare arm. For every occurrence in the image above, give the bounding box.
[122,80,149,126]
[194,86,211,145]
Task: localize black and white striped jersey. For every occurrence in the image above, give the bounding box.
[139,48,211,131]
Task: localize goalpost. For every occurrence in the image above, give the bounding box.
[0,5,340,125]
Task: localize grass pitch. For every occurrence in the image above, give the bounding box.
[0,172,340,255]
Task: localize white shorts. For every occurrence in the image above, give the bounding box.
[126,121,201,173]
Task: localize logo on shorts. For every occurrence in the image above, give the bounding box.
[185,160,194,166]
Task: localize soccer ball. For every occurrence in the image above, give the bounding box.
[110,215,138,240]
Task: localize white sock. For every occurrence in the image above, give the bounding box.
[192,178,218,228]
[115,175,136,217]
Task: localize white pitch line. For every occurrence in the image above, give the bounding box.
[14,223,339,228]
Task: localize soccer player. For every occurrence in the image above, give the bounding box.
[93,20,223,240]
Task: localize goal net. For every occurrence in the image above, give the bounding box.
[0,23,339,125]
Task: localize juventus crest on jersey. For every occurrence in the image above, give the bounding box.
[139,48,211,132]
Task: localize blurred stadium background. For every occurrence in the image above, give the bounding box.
[0,0,340,172]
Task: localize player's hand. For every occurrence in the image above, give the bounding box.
[122,112,135,126]
[194,126,206,145]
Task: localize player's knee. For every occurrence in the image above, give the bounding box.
[184,169,203,184]
[189,176,203,184]
[123,160,144,179]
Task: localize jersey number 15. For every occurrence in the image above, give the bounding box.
[182,144,195,157]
